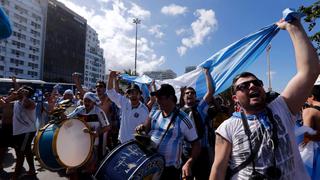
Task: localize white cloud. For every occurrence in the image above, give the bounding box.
[128,2,151,20]
[161,4,187,16]
[57,0,164,74]
[176,28,187,36]
[177,9,218,56]
[149,25,164,39]
[177,46,187,56]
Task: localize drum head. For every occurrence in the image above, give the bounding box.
[55,119,92,167]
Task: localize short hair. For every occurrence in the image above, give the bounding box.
[21,85,35,98]
[185,87,196,95]
[96,81,106,88]
[311,85,320,101]
[231,72,259,94]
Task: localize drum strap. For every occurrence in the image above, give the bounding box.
[156,108,179,151]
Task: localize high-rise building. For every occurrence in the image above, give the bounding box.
[143,69,177,80]
[43,0,87,83]
[0,0,44,79]
[185,65,196,73]
[84,26,105,89]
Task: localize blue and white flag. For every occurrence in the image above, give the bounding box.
[0,7,12,39]
[118,8,302,99]
[119,74,153,101]
[164,8,302,98]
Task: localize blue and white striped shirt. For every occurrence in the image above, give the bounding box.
[149,108,198,168]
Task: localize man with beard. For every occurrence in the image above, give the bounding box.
[210,18,319,180]
[180,67,214,180]
[107,71,149,144]
[66,92,110,178]
[73,74,120,150]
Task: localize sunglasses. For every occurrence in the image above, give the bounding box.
[235,79,263,92]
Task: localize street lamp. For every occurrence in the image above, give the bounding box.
[133,18,141,76]
[266,44,272,92]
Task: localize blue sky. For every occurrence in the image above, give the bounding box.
[57,0,317,93]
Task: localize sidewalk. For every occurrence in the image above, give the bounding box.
[1,148,68,180]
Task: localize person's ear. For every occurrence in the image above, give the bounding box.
[232,94,238,104]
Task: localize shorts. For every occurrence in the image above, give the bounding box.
[13,132,36,152]
[0,124,13,148]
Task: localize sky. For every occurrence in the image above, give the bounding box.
[56,0,318,93]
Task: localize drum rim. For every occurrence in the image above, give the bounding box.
[129,153,165,180]
[94,140,165,179]
[34,123,64,171]
[52,118,94,168]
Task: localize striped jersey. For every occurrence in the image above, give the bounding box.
[149,108,198,168]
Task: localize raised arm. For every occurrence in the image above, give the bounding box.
[72,73,85,97]
[203,68,215,103]
[146,80,157,111]
[107,71,118,90]
[179,86,186,107]
[114,75,120,93]
[12,76,20,90]
[279,19,320,115]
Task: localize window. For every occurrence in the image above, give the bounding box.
[28,62,38,69]
[12,40,25,48]
[29,54,39,61]
[27,71,38,76]
[11,49,25,57]
[14,5,28,15]
[9,67,23,75]
[13,22,27,31]
[13,31,26,40]
[14,13,27,24]
[31,21,41,29]
[31,13,41,22]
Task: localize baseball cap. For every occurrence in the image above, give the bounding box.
[63,89,74,95]
[126,84,141,94]
[150,84,175,97]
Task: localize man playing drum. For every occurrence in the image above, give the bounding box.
[136,84,201,179]
[66,92,110,178]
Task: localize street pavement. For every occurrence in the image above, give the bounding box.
[1,148,68,180]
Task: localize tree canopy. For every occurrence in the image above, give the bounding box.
[298,0,320,54]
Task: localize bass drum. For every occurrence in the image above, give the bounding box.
[94,140,165,180]
[34,118,93,170]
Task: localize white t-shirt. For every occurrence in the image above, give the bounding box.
[13,100,36,135]
[216,96,309,180]
[106,89,149,143]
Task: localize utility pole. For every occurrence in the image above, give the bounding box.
[133,18,141,76]
[266,44,272,92]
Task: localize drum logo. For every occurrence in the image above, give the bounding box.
[134,112,139,118]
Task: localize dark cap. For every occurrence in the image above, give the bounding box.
[151,84,175,97]
[96,81,106,88]
[126,84,141,94]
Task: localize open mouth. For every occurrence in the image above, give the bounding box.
[249,91,260,98]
